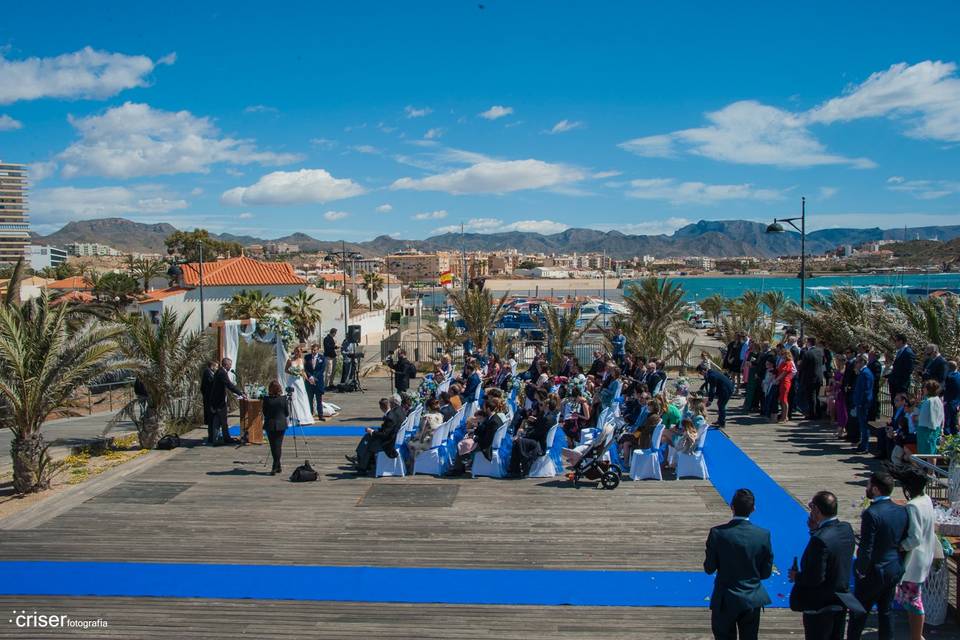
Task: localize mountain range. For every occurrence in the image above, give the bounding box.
[30,217,960,260]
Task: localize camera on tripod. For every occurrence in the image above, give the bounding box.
[285,385,295,397]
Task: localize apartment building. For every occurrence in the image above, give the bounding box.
[0,163,30,264]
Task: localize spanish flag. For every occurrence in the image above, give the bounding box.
[439,270,454,287]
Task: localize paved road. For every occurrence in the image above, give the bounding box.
[0,413,135,475]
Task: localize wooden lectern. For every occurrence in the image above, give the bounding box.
[239,398,264,445]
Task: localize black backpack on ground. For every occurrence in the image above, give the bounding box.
[290,460,319,482]
[156,434,181,450]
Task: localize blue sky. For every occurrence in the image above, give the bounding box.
[1,1,959,240]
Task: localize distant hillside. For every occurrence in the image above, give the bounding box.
[887,238,960,266]
[31,217,960,260]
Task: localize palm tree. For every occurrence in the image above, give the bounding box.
[700,293,725,324]
[760,290,787,342]
[424,321,461,355]
[3,257,26,307]
[361,272,385,305]
[621,277,687,357]
[282,290,323,341]
[0,294,131,494]
[115,310,210,449]
[448,288,510,354]
[670,336,698,375]
[127,256,167,292]
[783,288,898,356]
[222,289,275,320]
[539,304,597,371]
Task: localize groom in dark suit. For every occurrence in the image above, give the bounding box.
[704,488,773,640]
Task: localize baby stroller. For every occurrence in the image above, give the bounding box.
[566,427,621,490]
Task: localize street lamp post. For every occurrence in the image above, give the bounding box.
[198,242,205,330]
[766,196,807,337]
[326,241,363,339]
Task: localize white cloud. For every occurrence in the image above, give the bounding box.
[0,47,174,105]
[548,119,583,134]
[424,127,443,140]
[238,212,254,219]
[59,102,302,178]
[376,203,393,213]
[31,185,188,225]
[351,144,380,154]
[818,186,839,199]
[324,210,349,221]
[885,176,960,200]
[434,218,570,235]
[391,159,585,195]
[592,170,622,179]
[405,105,432,118]
[807,61,960,142]
[413,210,448,220]
[189,187,204,196]
[244,104,278,114]
[626,178,784,205]
[310,137,336,149]
[0,114,22,131]
[620,101,875,169]
[28,161,57,182]
[221,169,365,206]
[593,217,692,236]
[479,105,514,120]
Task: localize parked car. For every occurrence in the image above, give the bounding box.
[691,318,714,329]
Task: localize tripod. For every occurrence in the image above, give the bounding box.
[252,390,316,471]
[343,354,365,393]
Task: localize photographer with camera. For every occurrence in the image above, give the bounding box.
[262,380,288,474]
[386,348,416,394]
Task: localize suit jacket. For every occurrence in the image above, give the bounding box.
[261,395,289,432]
[704,518,773,615]
[391,356,414,391]
[923,355,948,385]
[200,367,216,403]
[209,367,243,410]
[704,369,734,402]
[888,346,915,392]
[945,371,960,405]
[305,353,325,379]
[853,367,875,409]
[790,519,856,612]
[799,347,825,385]
[370,406,407,457]
[647,370,667,395]
[462,372,482,402]
[855,498,908,588]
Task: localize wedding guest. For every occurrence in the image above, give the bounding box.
[699,363,734,427]
[407,398,444,464]
[915,379,944,455]
[561,386,590,445]
[262,380,289,475]
[200,360,219,436]
[208,357,244,445]
[789,491,856,640]
[847,472,908,640]
[894,468,939,640]
[346,397,406,475]
[704,488,773,640]
[886,333,915,406]
[799,336,824,420]
[775,350,797,423]
[921,343,947,386]
[852,355,875,454]
[944,360,960,436]
[322,328,339,388]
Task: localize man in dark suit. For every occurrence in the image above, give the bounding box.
[886,333,915,406]
[700,363,734,426]
[922,343,948,386]
[389,348,414,393]
[799,337,824,419]
[789,491,856,640]
[944,361,960,436]
[841,348,859,442]
[346,397,408,474]
[304,343,325,418]
[199,360,218,435]
[847,472,909,640]
[322,328,339,388]
[461,363,482,404]
[208,357,245,445]
[704,488,773,640]
[852,356,875,453]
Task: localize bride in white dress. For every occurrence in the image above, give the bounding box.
[284,345,314,425]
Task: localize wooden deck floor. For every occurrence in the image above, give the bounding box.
[0,381,956,639]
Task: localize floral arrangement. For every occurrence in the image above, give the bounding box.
[418,373,438,402]
[565,373,592,403]
[259,315,297,351]
[244,384,267,398]
[288,364,305,378]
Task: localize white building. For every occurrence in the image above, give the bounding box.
[26,245,68,270]
[66,242,122,257]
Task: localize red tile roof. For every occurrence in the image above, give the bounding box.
[50,291,95,305]
[48,276,94,291]
[180,256,306,286]
[138,287,190,303]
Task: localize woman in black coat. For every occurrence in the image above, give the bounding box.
[262,380,289,475]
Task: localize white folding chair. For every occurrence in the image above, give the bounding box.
[675,425,710,479]
[471,423,512,478]
[629,423,666,481]
[529,423,564,478]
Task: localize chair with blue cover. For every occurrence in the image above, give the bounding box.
[375,407,421,478]
[629,423,666,481]
[413,414,455,476]
[675,424,710,479]
[471,421,513,478]
[528,423,564,478]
